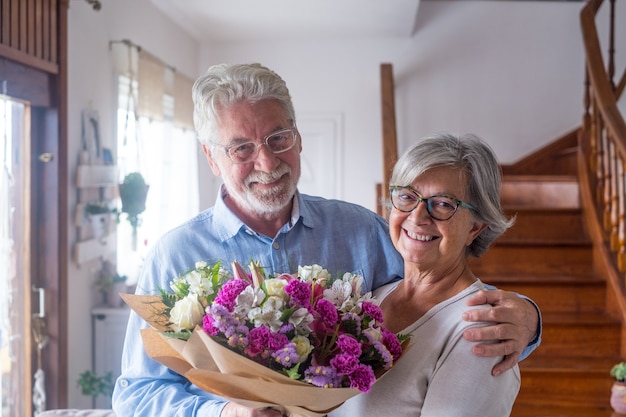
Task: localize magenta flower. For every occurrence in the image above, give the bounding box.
[245,326,271,358]
[202,313,218,336]
[215,279,250,311]
[361,301,384,323]
[315,298,339,326]
[330,353,359,375]
[336,334,362,357]
[285,279,312,308]
[381,327,403,360]
[348,364,376,393]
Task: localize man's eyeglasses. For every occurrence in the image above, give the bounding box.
[389,185,476,221]
[217,128,298,164]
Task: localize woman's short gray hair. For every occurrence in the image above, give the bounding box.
[192,63,296,146]
[389,132,514,257]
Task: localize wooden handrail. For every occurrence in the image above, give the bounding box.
[579,0,626,328]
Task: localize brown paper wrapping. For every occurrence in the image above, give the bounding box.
[122,293,363,417]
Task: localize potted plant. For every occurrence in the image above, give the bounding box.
[77,370,113,398]
[118,172,149,249]
[611,362,626,413]
[84,202,114,239]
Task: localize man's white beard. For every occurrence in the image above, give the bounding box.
[228,163,299,216]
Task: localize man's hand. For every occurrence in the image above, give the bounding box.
[462,289,538,376]
[221,403,285,417]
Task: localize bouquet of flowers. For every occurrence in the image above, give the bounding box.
[122,260,410,416]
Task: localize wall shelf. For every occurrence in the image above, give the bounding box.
[74,163,119,265]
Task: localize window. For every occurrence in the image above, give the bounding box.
[116,75,199,284]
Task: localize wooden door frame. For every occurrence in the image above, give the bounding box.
[0,5,69,408]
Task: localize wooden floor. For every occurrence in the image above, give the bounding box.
[469,173,622,417]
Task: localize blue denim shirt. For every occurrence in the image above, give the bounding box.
[112,190,540,417]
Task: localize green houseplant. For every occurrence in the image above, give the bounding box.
[77,370,113,398]
[611,362,626,413]
[612,362,626,382]
[118,172,149,249]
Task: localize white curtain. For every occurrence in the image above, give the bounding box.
[116,74,199,284]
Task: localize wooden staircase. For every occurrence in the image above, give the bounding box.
[468,140,622,416]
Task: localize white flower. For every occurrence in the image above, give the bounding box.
[289,307,314,335]
[234,285,264,318]
[298,264,331,284]
[169,294,204,332]
[185,269,213,297]
[323,279,353,310]
[248,296,284,332]
[343,272,365,297]
[264,278,288,298]
[363,325,383,343]
[291,335,314,363]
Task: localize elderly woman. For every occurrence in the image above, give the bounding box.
[330,133,521,417]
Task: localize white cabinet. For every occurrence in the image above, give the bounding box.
[92,307,130,409]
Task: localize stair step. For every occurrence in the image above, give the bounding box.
[469,244,593,276]
[510,404,614,417]
[514,356,618,409]
[500,207,590,244]
[501,175,580,209]
[515,367,613,408]
[483,274,606,313]
[536,312,621,358]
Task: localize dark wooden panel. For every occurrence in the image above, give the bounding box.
[0,57,51,106]
[0,0,61,71]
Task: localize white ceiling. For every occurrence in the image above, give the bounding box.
[149,0,422,43]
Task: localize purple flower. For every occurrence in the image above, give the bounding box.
[215,279,250,311]
[285,279,312,308]
[330,353,359,375]
[381,327,403,360]
[202,314,218,336]
[272,343,300,367]
[372,341,393,370]
[361,302,384,323]
[348,364,376,393]
[245,326,271,358]
[268,331,289,351]
[304,365,341,388]
[315,298,339,326]
[336,334,362,357]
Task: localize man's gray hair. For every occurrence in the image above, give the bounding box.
[192,63,296,146]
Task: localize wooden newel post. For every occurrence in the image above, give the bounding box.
[379,63,398,218]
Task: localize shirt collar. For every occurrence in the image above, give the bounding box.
[213,186,312,240]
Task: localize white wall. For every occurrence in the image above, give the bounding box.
[67,0,198,407]
[66,0,623,408]
[197,0,591,211]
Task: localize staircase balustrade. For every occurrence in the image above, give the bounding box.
[579,0,626,328]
